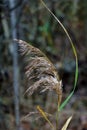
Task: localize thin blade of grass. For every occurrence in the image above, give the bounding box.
[61,116,72,130]
[40,0,78,110]
[37,105,55,129]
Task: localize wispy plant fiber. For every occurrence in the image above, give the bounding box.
[14,39,62,105]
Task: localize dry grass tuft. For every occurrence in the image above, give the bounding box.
[14,39,62,104]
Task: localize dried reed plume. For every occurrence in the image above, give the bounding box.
[14,39,62,105]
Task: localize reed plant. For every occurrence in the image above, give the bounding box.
[14,0,78,129]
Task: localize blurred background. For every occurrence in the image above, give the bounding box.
[0,0,87,130]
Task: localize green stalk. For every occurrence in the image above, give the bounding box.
[56,96,60,130]
[40,0,78,111]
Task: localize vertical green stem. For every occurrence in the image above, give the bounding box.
[56,96,60,130]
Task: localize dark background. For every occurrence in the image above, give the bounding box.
[0,0,87,130]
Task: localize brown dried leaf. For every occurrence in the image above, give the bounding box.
[61,116,72,130]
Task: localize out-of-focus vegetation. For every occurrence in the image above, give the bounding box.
[0,0,87,130]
